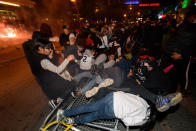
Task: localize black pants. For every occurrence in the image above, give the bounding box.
[170,56,191,92]
[94,77,157,104]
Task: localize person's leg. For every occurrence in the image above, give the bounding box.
[95,54,107,65]
[179,56,191,93]
[103,66,124,88]
[108,85,157,104]
[85,78,114,98]
[62,93,114,117]
[127,85,157,104]
[79,74,110,95]
[74,97,115,124]
[80,78,97,94]
[73,71,94,83]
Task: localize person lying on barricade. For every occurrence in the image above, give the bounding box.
[56,91,151,127]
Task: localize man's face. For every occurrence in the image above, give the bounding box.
[189,15,196,23]
[38,47,52,56]
[144,62,153,71]
[63,28,69,34]
[70,37,76,43]
[108,54,114,60]
[43,47,52,55]
[89,27,96,33]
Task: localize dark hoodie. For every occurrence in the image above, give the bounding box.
[165,21,196,59]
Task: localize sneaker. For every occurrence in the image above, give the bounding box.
[85,78,114,98]
[62,117,74,124]
[156,96,170,112]
[85,87,99,98]
[98,78,114,88]
[56,109,65,122]
[156,92,183,112]
[167,92,183,107]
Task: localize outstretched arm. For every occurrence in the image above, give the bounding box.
[41,55,75,74]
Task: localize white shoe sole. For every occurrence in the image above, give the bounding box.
[98,78,114,88]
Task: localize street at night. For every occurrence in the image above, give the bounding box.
[0,43,196,131]
[0,0,196,131]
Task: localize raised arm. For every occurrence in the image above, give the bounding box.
[41,55,75,74]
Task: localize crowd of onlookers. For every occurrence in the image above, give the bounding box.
[23,8,195,127]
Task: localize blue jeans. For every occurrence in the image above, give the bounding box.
[63,93,115,124]
[80,75,103,94]
[74,71,104,94]
[73,71,94,83]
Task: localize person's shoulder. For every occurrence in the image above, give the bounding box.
[22,39,33,45]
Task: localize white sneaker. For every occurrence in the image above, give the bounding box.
[56,109,64,122]
[85,78,114,98]
[98,78,114,88]
[85,87,99,98]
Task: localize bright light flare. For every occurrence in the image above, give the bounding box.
[0,26,17,38]
[70,0,76,3]
[7,31,16,38]
[0,1,20,7]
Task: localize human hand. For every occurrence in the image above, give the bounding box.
[77,50,83,56]
[127,68,133,77]
[48,50,53,59]
[171,52,182,60]
[67,55,75,61]
[49,36,59,42]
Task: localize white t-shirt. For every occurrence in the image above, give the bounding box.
[80,49,95,70]
[113,91,150,126]
[99,35,109,49]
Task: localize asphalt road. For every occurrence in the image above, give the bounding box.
[0,47,196,131]
[0,56,50,131]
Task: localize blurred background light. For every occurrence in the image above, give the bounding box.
[0,1,20,7]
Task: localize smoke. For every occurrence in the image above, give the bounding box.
[18,0,73,35]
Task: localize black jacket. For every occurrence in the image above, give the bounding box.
[144,67,171,95]
[59,33,69,47]
[166,22,196,58]
[23,41,74,100]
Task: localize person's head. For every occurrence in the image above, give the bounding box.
[62,25,69,35]
[140,56,155,72]
[101,28,108,36]
[143,62,153,71]
[32,31,40,41]
[75,29,81,35]
[87,46,96,56]
[136,56,155,77]
[69,33,76,45]
[40,23,52,37]
[89,24,96,33]
[34,42,53,56]
[108,53,115,61]
[75,37,86,52]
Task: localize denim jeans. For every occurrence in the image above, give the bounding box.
[63,93,116,124]
[74,71,104,94]
[73,71,94,83]
[80,75,103,94]
[95,54,107,65]
[95,77,157,104]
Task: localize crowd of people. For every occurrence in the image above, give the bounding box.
[23,9,195,127]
